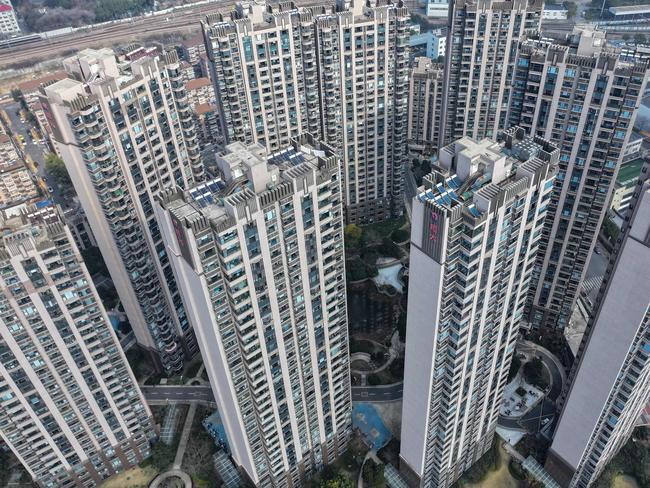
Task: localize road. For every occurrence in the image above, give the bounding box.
[142,382,404,405]
[141,385,215,404]
[351,382,403,402]
[1,100,68,204]
[585,245,609,281]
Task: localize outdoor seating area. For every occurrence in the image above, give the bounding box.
[500,380,544,418]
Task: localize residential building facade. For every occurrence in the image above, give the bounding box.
[156,135,352,486]
[546,163,650,488]
[0,0,19,35]
[507,28,650,329]
[400,127,558,488]
[203,0,410,223]
[408,57,444,154]
[0,203,155,488]
[441,0,542,146]
[41,48,204,374]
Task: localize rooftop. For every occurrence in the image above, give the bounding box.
[186,77,212,90]
[418,127,558,215]
[544,3,567,10]
[617,159,645,186]
[17,70,68,94]
[163,135,338,229]
[609,4,650,15]
[195,102,216,115]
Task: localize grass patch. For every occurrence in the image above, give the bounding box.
[182,405,217,481]
[594,427,649,488]
[102,465,158,488]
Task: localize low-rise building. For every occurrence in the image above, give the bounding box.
[0,168,38,207]
[426,0,449,17]
[542,3,568,19]
[623,132,644,162]
[0,133,18,169]
[610,159,645,216]
[193,102,221,147]
[409,29,446,60]
[186,77,215,106]
[179,33,206,65]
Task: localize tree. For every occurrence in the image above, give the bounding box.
[321,476,354,488]
[378,238,401,259]
[10,88,22,103]
[344,224,363,248]
[147,441,176,471]
[623,33,631,41]
[44,153,72,188]
[602,216,620,242]
[507,355,522,382]
[346,259,367,281]
[391,228,409,243]
[523,358,549,390]
[362,459,386,488]
[564,1,577,18]
[634,33,648,45]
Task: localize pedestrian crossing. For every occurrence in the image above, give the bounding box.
[581,275,603,294]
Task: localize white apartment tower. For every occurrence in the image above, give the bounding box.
[408,57,444,155]
[0,204,155,488]
[202,0,410,223]
[40,49,204,374]
[441,0,542,146]
[156,135,351,486]
[400,127,558,487]
[508,29,650,329]
[546,164,650,488]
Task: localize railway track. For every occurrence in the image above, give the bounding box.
[0,0,329,68]
[0,3,227,67]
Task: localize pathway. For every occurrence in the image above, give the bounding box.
[149,469,192,488]
[173,402,197,469]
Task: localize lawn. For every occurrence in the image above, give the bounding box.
[102,465,158,488]
[461,445,518,488]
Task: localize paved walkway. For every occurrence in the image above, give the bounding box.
[173,402,197,469]
[149,469,192,488]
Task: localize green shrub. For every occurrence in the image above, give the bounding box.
[508,459,526,481]
[347,259,368,281]
[345,224,363,248]
[378,238,401,259]
[367,374,382,385]
[362,459,386,488]
[391,228,410,243]
[523,358,549,390]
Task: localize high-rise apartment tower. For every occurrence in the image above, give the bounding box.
[400,127,558,487]
[202,0,410,223]
[546,163,650,487]
[407,57,444,155]
[508,28,650,329]
[0,204,155,488]
[156,134,351,486]
[440,0,542,146]
[41,48,204,373]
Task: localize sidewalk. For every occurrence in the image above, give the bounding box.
[173,402,197,469]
